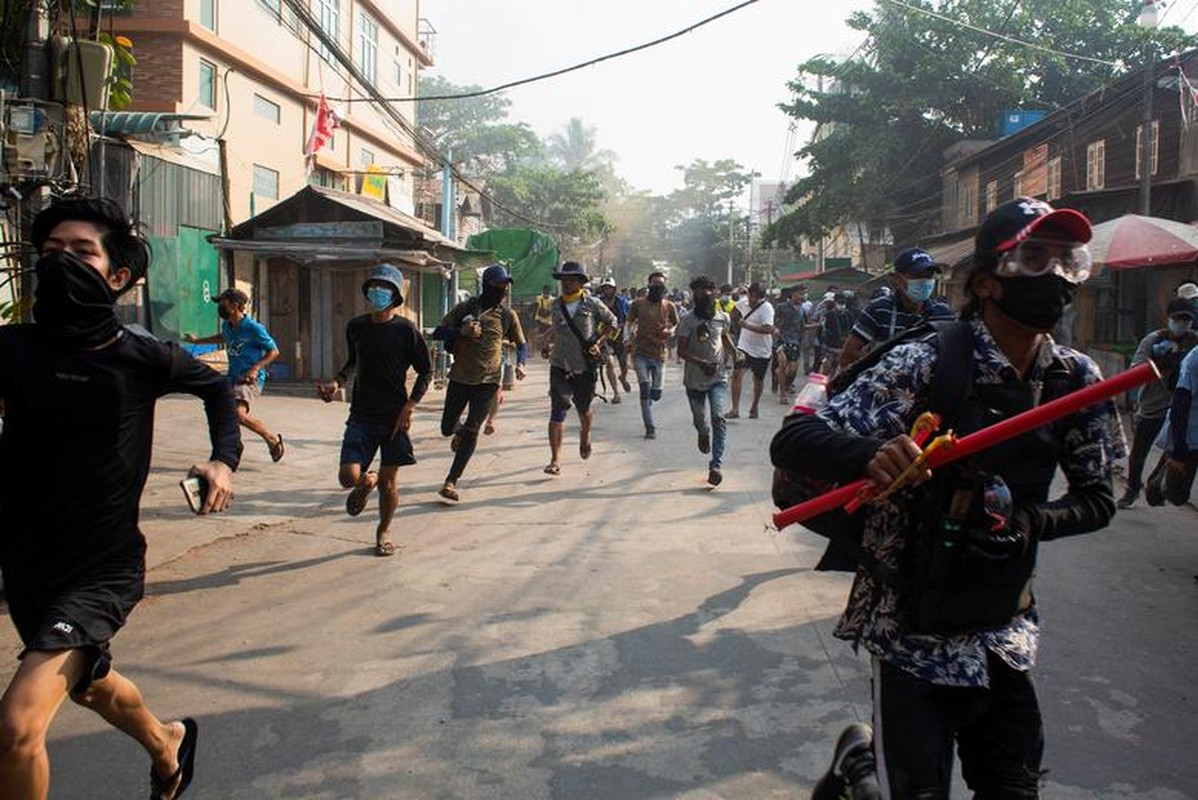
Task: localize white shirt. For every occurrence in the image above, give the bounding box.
[735,298,775,359]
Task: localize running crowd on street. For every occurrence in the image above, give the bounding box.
[1,196,1197,798]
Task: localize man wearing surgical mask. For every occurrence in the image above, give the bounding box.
[317,264,432,557]
[1119,298,1198,508]
[838,247,956,370]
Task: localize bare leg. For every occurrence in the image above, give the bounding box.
[750,374,765,417]
[547,421,564,470]
[0,650,186,800]
[237,404,278,448]
[0,650,79,800]
[338,462,372,490]
[730,368,745,416]
[71,669,186,796]
[376,465,400,548]
[578,407,593,458]
[604,357,620,400]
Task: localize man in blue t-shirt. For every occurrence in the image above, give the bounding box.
[186,288,285,462]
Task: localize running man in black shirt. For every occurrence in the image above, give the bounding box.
[317,265,431,556]
[0,198,240,800]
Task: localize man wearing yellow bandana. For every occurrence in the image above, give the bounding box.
[540,261,617,475]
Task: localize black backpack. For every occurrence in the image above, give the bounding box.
[771,321,975,572]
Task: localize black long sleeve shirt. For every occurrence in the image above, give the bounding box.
[334,314,432,425]
[0,324,242,589]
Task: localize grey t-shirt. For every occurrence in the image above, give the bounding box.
[677,309,732,391]
[550,294,617,374]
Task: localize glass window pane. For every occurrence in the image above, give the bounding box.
[253,164,279,199]
[200,0,216,30]
[198,60,216,108]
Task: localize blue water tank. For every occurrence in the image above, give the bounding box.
[999,110,1047,137]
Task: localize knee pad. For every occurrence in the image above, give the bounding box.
[650,389,662,401]
[550,407,569,423]
[639,384,651,400]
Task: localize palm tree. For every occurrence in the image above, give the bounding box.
[546,118,618,173]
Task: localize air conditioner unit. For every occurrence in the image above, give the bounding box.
[50,36,113,110]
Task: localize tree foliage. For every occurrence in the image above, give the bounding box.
[487,166,609,245]
[417,75,541,174]
[769,0,1194,248]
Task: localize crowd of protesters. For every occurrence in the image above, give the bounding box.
[2,194,1196,800]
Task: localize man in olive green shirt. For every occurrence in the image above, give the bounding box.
[434,265,526,502]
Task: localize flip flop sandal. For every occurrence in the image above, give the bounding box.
[438,484,460,503]
[621,378,631,393]
[150,718,198,800]
[543,464,561,475]
[346,473,375,517]
[483,423,496,435]
[375,540,397,557]
[269,434,285,462]
[450,427,463,452]
[579,440,592,460]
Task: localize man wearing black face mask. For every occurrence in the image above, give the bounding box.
[627,272,679,439]
[777,197,1126,798]
[432,264,526,503]
[0,197,241,800]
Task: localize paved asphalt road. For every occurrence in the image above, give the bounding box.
[1,361,1195,799]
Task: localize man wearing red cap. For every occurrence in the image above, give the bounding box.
[776,197,1125,798]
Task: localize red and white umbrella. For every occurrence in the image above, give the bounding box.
[1087,214,1198,269]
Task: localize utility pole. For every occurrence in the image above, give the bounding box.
[16,1,51,321]
[726,198,734,287]
[1137,1,1157,216]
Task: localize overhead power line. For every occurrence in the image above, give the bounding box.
[277,0,569,231]
[878,0,1121,67]
[319,0,761,104]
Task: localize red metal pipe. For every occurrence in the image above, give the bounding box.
[772,360,1160,531]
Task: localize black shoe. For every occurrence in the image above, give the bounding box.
[1117,486,1139,509]
[698,431,711,454]
[645,427,656,440]
[812,723,881,800]
[707,467,723,487]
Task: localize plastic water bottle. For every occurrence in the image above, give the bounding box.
[791,372,829,414]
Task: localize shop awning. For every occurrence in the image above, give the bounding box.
[211,185,493,272]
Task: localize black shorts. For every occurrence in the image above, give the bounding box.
[607,339,626,361]
[549,365,597,416]
[339,417,417,468]
[5,563,144,692]
[737,351,771,381]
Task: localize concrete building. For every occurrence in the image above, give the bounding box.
[114,0,433,224]
[109,1,465,381]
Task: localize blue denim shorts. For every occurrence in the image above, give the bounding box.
[339,417,416,468]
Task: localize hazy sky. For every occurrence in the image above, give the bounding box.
[419,1,1198,199]
[419,0,874,196]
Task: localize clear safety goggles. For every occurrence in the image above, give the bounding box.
[995,238,1092,284]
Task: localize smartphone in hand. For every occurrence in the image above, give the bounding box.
[180,476,208,514]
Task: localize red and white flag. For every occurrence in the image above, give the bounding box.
[304,93,341,162]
